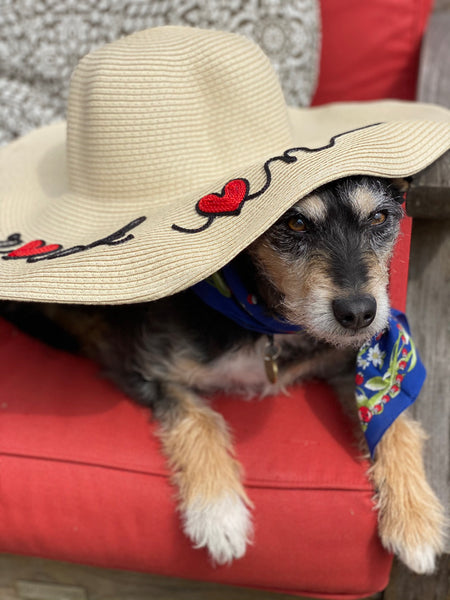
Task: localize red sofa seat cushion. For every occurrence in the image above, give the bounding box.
[0,317,391,599]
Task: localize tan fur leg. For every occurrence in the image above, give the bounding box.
[370,412,445,574]
[157,383,252,564]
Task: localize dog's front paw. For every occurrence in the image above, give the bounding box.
[378,491,445,574]
[371,414,447,575]
[182,493,253,564]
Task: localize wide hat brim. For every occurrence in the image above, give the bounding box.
[0,100,449,304]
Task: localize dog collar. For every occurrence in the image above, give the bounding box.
[191,267,426,456]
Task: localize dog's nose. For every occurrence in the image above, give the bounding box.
[332,295,377,330]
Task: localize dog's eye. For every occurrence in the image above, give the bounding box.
[288,216,307,232]
[370,211,387,226]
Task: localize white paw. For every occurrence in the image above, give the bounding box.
[377,478,446,575]
[380,515,445,575]
[395,543,438,575]
[183,493,252,564]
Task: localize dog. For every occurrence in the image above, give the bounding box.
[2,174,444,574]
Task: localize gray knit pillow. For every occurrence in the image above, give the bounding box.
[0,0,321,146]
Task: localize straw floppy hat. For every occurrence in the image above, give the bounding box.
[0,26,449,304]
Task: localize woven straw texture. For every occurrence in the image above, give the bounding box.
[0,27,449,304]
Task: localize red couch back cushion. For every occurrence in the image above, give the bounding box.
[313,0,433,105]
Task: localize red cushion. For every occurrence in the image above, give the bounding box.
[0,218,412,598]
[313,0,434,105]
[0,322,390,599]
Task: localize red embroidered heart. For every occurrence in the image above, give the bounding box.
[197,179,249,216]
[7,240,62,258]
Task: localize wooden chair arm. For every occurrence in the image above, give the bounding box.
[407,151,450,218]
[406,12,450,219]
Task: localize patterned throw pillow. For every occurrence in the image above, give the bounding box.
[0,0,321,146]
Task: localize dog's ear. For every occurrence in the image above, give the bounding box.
[390,177,412,203]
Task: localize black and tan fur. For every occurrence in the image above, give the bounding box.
[3,176,444,571]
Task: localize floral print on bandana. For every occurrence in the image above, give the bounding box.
[355,310,425,456]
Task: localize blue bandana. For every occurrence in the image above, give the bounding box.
[191,264,426,456]
[191,263,301,335]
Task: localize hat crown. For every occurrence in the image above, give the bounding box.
[66,26,293,204]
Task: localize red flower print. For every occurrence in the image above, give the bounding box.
[355,373,364,385]
[359,406,372,423]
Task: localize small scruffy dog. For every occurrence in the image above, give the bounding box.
[4,175,444,574]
